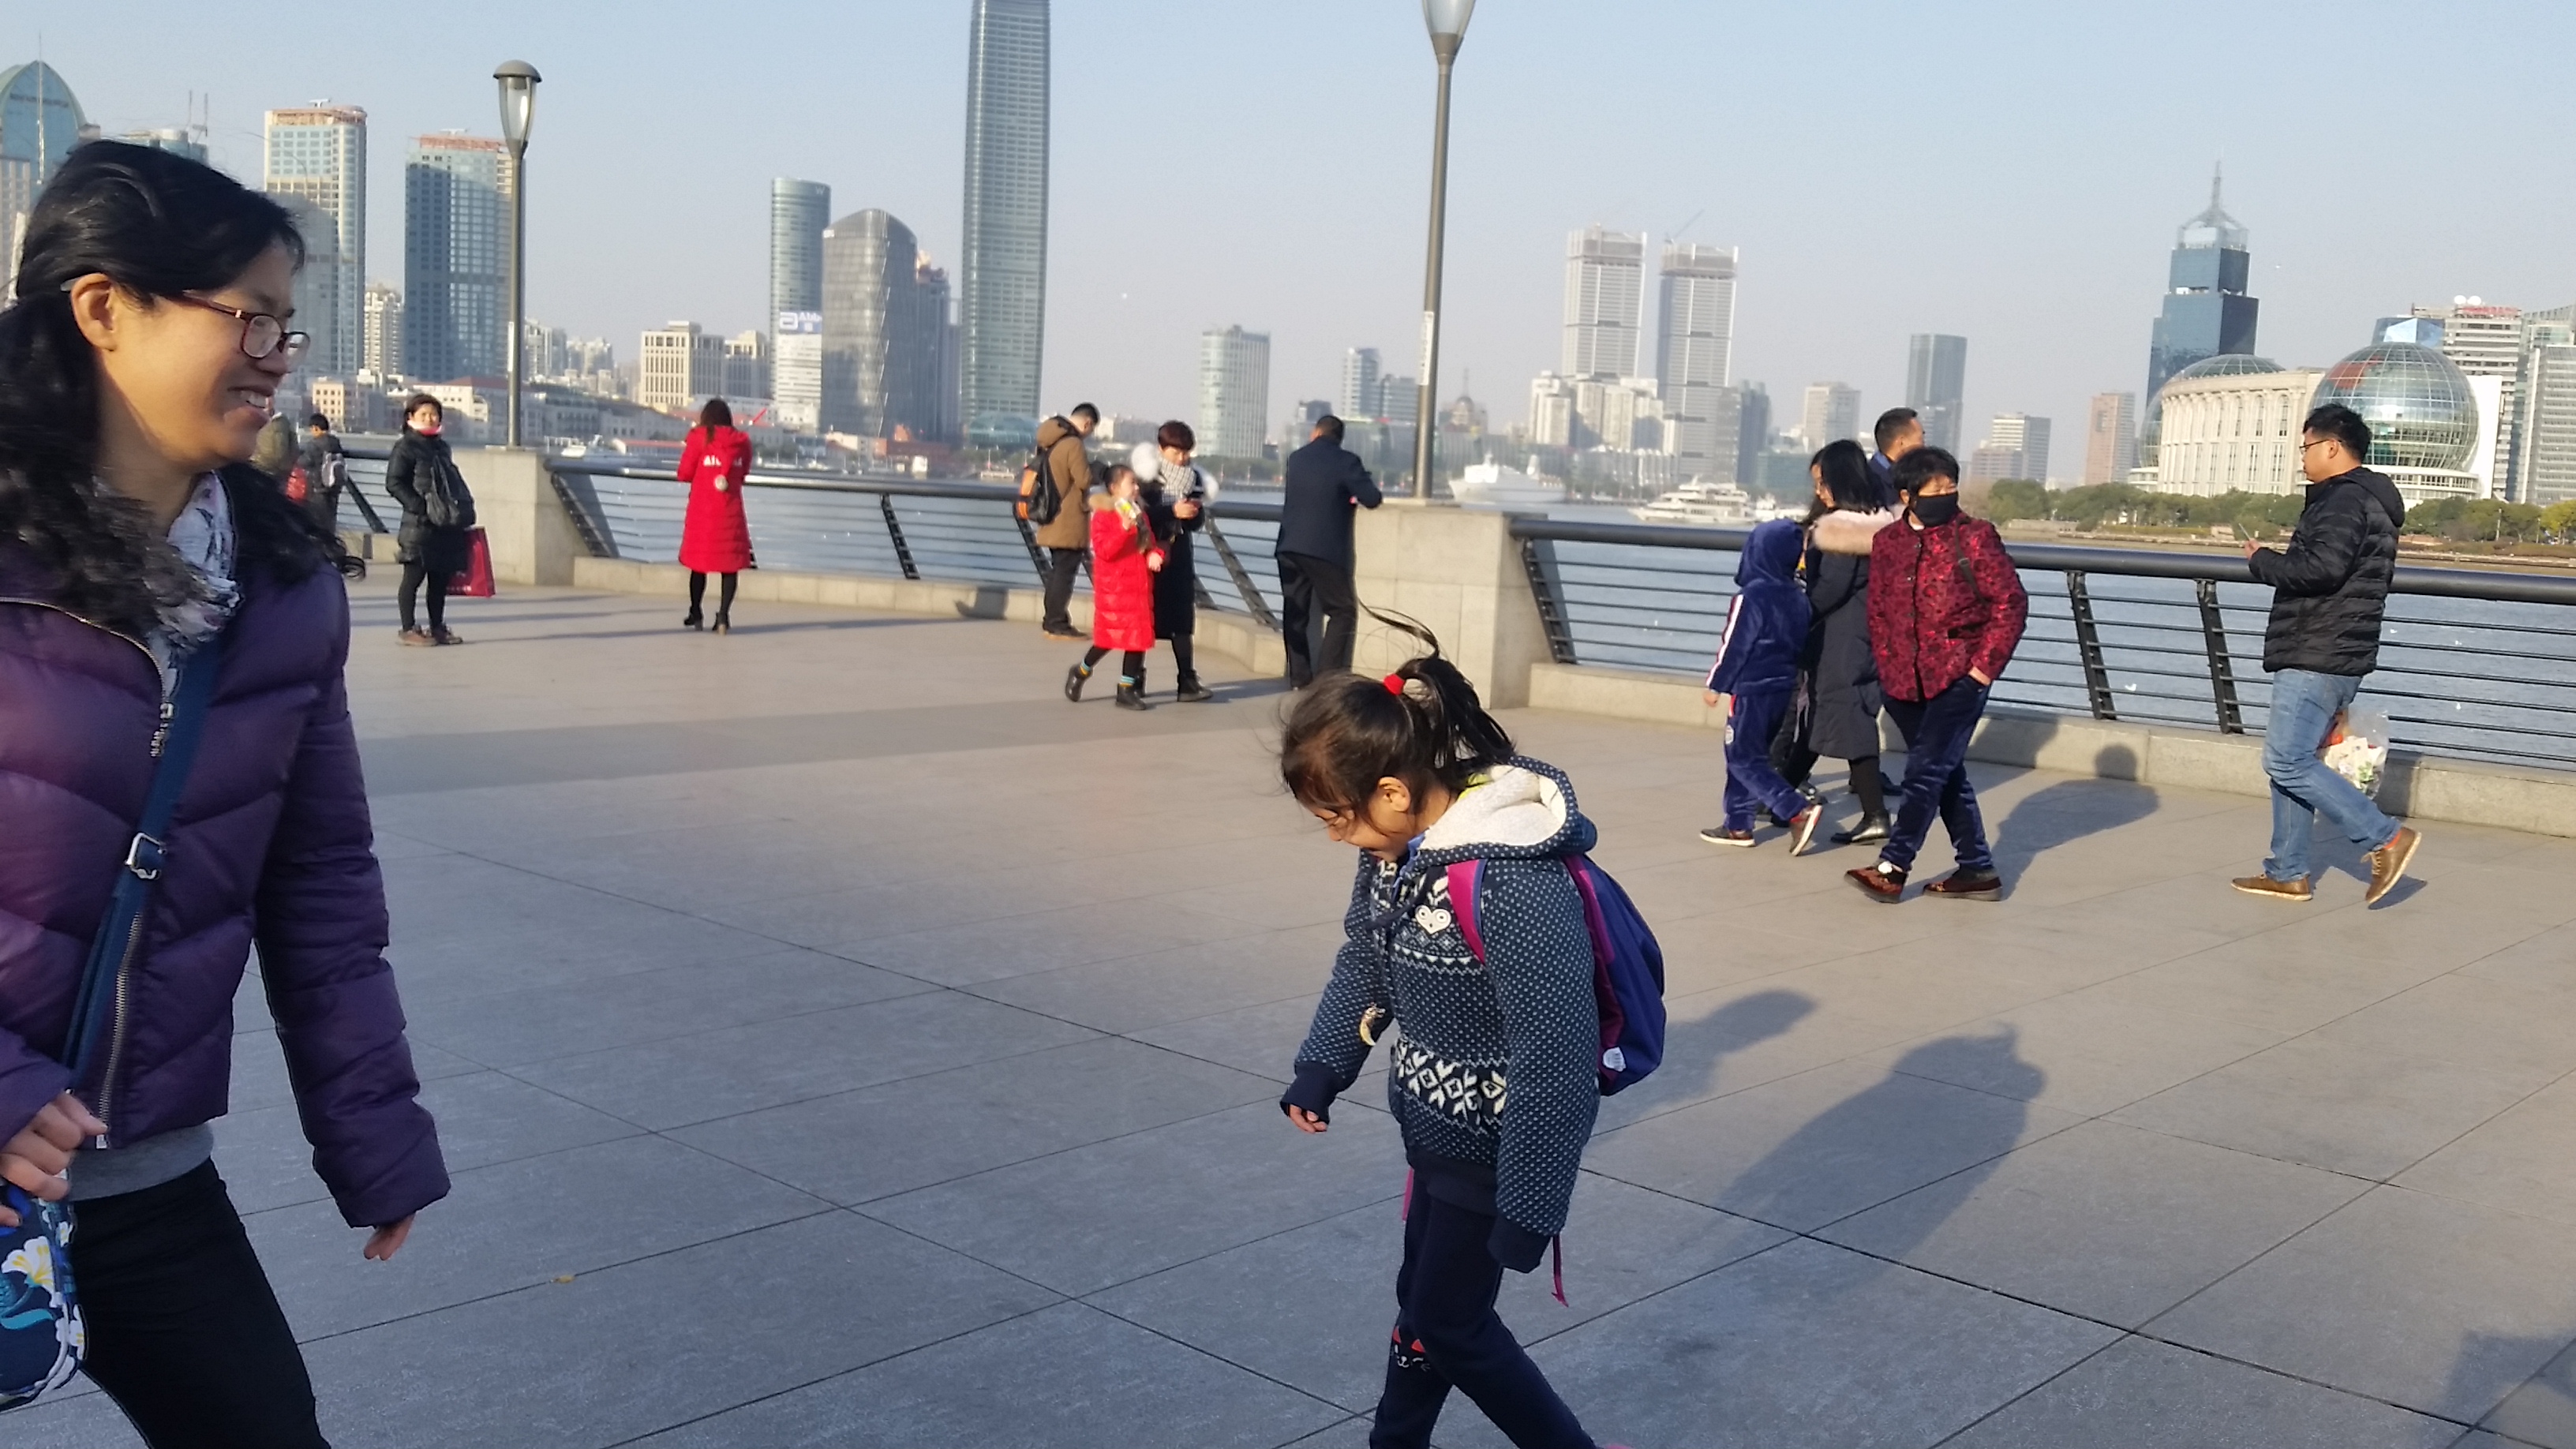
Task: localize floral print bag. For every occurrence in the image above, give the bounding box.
[0,636,225,1413]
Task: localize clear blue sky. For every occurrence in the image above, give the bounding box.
[33,0,2576,470]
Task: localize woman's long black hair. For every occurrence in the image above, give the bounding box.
[0,140,354,637]
[1279,612,1515,816]
[1803,438,1891,522]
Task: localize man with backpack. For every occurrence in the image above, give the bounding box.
[297,411,350,534]
[2234,403,2421,905]
[1031,402,1099,640]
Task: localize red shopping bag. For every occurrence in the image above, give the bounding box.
[447,528,496,597]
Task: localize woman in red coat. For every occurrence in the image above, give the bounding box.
[1065,463,1165,710]
[676,397,753,632]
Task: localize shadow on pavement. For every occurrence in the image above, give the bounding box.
[1987,751,2159,882]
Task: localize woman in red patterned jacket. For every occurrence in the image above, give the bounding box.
[1064,463,1165,710]
[1848,447,2029,903]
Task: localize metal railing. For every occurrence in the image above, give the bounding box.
[1511,517,2576,770]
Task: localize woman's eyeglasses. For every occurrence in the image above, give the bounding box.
[169,293,309,362]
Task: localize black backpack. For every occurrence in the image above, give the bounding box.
[1015,425,1066,526]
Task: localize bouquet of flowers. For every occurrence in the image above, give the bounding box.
[2322,706,2392,798]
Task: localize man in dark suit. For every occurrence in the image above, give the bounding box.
[1275,414,1383,686]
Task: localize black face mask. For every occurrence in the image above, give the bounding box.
[1909,493,1960,527]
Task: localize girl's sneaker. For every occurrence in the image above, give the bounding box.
[1698,826,1758,848]
[1064,662,1090,702]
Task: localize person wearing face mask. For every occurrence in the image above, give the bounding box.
[1846,447,2028,903]
[382,392,476,645]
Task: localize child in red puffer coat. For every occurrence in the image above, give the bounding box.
[1065,462,1166,711]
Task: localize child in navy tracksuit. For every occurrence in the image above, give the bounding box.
[1702,519,1822,853]
[1278,641,1609,1449]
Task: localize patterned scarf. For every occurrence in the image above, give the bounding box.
[147,473,240,695]
[1157,457,1200,499]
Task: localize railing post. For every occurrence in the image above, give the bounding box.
[346,479,388,534]
[2196,577,2244,733]
[546,469,615,559]
[880,495,919,581]
[1520,536,1578,666]
[2065,568,2116,721]
[1201,517,1279,630]
[1013,513,1049,585]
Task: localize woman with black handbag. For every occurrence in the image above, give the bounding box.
[0,142,449,1444]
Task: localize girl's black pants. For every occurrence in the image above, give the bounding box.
[1370,1176,1592,1449]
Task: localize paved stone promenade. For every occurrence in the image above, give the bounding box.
[16,578,2576,1449]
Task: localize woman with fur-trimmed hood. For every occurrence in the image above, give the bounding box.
[1784,440,1900,844]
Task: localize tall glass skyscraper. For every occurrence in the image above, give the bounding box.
[2145,170,2259,407]
[1906,334,1968,452]
[769,179,829,335]
[960,0,1050,440]
[1,62,88,299]
[1656,242,1738,479]
[822,209,949,440]
[404,134,511,382]
[265,107,367,378]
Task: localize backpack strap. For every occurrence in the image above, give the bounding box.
[1445,860,1487,961]
[62,635,226,1081]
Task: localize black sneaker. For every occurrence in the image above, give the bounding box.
[1064,663,1089,702]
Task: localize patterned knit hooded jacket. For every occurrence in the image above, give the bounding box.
[1282,758,1602,1271]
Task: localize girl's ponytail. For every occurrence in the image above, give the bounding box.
[1279,610,1514,814]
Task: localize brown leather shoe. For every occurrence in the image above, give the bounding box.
[2365,827,2421,905]
[2231,874,2312,903]
[1923,868,2002,901]
[1846,862,1906,902]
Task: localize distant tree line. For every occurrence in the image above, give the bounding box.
[1974,479,2576,545]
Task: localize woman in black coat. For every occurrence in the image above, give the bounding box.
[1780,440,1900,844]
[1133,419,1211,702]
[382,392,477,646]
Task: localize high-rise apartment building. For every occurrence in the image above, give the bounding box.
[1735,382,1770,486]
[2518,335,2576,507]
[2,62,90,300]
[769,178,829,349]
[1381,376,1418,429]
[1971,414,2051,484]
[1799,382,1861,451]
[361,283,403,378]
[1340,346,1383,420]
[1529,373,1575,449]
[913,258,958,443]
[774,310,825,432]
[2145,169,2260,406]
[121,127,208,163]
[1906,335,1968,452]
[724,331,771,405]
[959,0,1050,436]
[822,209,949,439]
[1197,325,1270,459]
[403,134,511,382]
[639,323,725,415]
[1657,242,1738,481]
[2083,392,2139,484]
[264,107,366,378]
[2439,304,2524,497]
[1562,226,1644,379]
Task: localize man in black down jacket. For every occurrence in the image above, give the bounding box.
[2236,402,2420,906]
[1275,414,1383,686]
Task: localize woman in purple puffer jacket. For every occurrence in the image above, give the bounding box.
[0,143,447,1445]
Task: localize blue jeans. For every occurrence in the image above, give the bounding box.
[1882,677,1994,874]
[1724,687,1810,830]
[2263,668,2399,882]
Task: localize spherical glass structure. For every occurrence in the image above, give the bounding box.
[2309,343,2477,471]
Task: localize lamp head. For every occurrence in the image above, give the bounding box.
[1421,0,1474,57]
[494,60,541,148]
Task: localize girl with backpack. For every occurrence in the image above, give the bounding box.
[1063,462,1163,710]
[1277,636,1617,1449]
[676,397,753,633]
[0,140,447,1445]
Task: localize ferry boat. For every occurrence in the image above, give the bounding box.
[1447,462,1567,509]
[1631,480,1759,526]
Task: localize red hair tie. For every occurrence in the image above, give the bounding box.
[1383,673,1407,696]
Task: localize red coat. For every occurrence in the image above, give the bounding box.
[1866,513,2029,702]
[677,425,754,573]
[1089,501,1165,652]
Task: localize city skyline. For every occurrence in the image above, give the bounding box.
[18,0,2576,454]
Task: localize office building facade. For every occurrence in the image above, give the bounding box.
[1970,414,2050,484]
[1657,242,1738,481]
[769,178,829,349]
[822,209,949,439]
[724,331,771,406]
[639,322,724,415]
[2518,335,2576,506]
[1906,334,1968,452]
[264,107,367,379]
[1736,382,1770,487]
[1197,325,1270,460]
[361,283,403,378]
[1800,382,1861,451]
[2149,361,2320,496]
[2083,392,2139,485]
[774,310,825,432]
[2439,304,2523,498]
[1562,226,1644,379]
[403,134,511,382]
[2145,170,2260,407]
[959,0,1050,435]
[1340,346,1383,420]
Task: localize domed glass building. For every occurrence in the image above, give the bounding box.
[2139,354,2285,479]
[2309,342,2480,502]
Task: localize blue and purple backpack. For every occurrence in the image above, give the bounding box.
[1445,855,1666,1095]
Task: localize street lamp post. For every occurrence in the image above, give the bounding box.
[1412,0,1474,500]
[494,60,542,449]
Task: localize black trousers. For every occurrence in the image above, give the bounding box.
[1081,646,1145,683]
[396,561,449,633]
[1372,1178,1590,1449]
[1279,551,1359,685]
[1042,548,1084,632]
[75,1163,328,1449]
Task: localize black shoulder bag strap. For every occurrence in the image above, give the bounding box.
[62,635,227,1095]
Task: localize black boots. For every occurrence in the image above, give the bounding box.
[1833,814,1892,847]
[1117,668,1153,710]
[710,611,731,635]
[682,608,703,630]
[1174,672,1212,703]
[1065,661,1091,702]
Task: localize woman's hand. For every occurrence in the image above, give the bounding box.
[0,1093,108,1227]
[364,1215,416,1262]
[1286,1106,1328,1134]
[1969,668,1994,687]
[1175,500,1200,519]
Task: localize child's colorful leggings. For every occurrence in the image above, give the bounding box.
[1724,686,1810,830]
